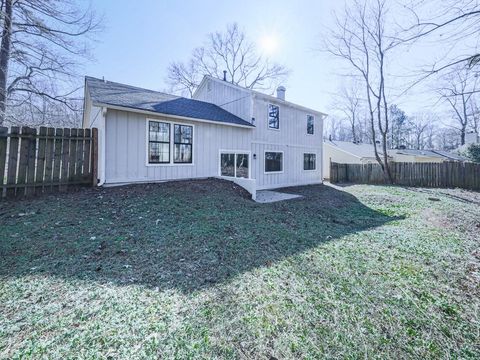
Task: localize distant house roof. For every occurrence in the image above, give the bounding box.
[393,149,469,161]
[393,149,443,158]
[324,140,388,159]
[85,76,254,128]
[431,150,470,161]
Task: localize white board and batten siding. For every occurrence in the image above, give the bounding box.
[104,109,253,184]
[194,77,325,190]
[251,95,323,190]
[91,76,325,194]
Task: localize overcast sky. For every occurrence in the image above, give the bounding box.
[83,0,467,118]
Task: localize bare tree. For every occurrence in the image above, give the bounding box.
[403,1,480,72]
[470,97,480,141]
[166,23,289,97]
[333,81,364,142]
[438,65,478,145]
[325,0,398,182]
[0,0,102,126]
[409,112,438,149]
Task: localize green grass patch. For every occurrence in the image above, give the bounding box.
[1,179,479,358]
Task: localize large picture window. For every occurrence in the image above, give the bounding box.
[220,152,249,178]
[174,124,193,163]
[265,151,283,173]
[268,104,279,129]
[307,115,314,135]
[304,153,316,170]
[148,121,170,163]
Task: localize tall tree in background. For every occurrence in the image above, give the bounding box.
[389,104,408,149]
[167,23,289,97]
[438,65,478,145]
[326,0,397,182]
[0,0,101,126]
[333,82,363,143]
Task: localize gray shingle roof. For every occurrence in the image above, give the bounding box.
[85,76,254,127]
[324,140,388,158]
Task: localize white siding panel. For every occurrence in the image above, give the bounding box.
[105,109,253,184]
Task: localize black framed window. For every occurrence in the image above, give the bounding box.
[148,121,170,163]
[220,153,235,177]
[265,152,283,172]
[174,124,193,163]
[307,115,314,135]
[268,104,279,129]
[304,153,316,170]
[220,153,249,178]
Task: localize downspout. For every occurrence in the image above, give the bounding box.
[97,107,107,186]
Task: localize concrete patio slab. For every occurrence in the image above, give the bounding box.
[255,190,303,203]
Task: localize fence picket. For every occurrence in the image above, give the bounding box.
[26,127,37,196]
[16,127,31,197]
[0,127,7,196]
[35,127,47,194]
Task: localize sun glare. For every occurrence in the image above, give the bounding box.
[259,34,279,56]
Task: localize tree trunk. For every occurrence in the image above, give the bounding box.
[0,0,13,125]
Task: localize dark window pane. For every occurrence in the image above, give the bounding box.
[307,115,314,134]
[149,121,169,142]
[149,142,169,163]
[268,104,279,129]
[265,152,283,172]
[174,124,193,144]
[304,153,316,170]
[236,154,249,178]
[174,144,192,163]
[148,121,170,163]
[221,153,235,177]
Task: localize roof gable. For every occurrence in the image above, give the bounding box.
[85,76,254,127]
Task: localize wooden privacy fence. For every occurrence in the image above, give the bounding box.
[330,161,480,190]
[0,126,98,198]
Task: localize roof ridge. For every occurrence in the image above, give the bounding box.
[85,76,178,98]
[85,76,235,110]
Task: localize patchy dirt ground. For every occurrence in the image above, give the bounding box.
[1,179,479,359]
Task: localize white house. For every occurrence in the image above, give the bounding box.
[323,140,391,179]
[82,76,327,198]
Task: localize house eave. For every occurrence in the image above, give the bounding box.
[92,102,256,129]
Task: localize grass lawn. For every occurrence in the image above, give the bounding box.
[1,179,479,359]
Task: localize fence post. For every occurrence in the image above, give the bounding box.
[91,128,98,187]
[0,127,7,197]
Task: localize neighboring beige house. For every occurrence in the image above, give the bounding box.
[83,76,327,198]
[391,149,469,163]
[323,140,391,179]
[323,140,469,180]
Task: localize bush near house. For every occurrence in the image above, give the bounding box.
[467,143,480,163]
[1,179,479,359]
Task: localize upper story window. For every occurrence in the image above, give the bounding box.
[174,124,193,163]
[307,115,314,135]
[148,121,170,164]
[268,104,279,129]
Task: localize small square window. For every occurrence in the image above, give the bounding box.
[307,115,314,135]
[268,104,279,129]
[265,151,283,172]
[304,153,316,170]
